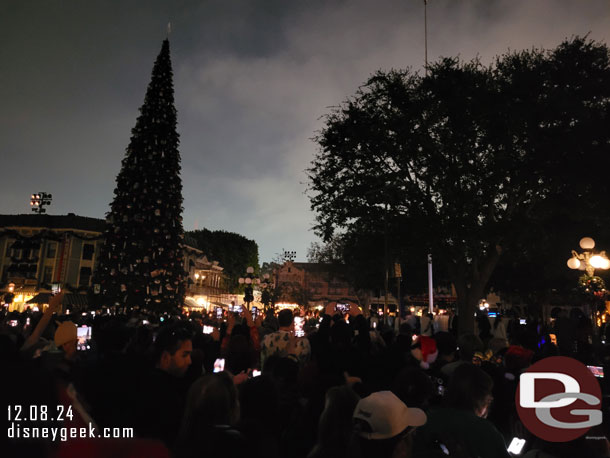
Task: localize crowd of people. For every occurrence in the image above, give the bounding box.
[1,293,609,457]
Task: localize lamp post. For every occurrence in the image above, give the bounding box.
[238,266,259,311]
[567,237,610,276]
[3,282,15,309]
[260,273,274,312]
[30,192,52,213]
[567,237,610,337]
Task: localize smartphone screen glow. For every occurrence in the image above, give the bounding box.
[507,437,526,454]
[213,358,225,373]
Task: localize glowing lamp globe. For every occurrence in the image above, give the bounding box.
[567,257,581,270]
[580,237,595,250]
[590,255,606,269]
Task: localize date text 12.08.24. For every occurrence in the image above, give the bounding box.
[8,405,74,422]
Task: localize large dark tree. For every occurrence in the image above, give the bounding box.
[186,229,259,292]
[94,40,186,311]
[308,37,610,335]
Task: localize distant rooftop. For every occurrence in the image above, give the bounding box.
[0,214,106,233]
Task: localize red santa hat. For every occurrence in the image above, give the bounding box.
[411,335,438,369]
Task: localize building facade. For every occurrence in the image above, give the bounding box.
[274,261,361,308]
[183,244,229,311]
[0,214,228,312]
[0,214,105,311]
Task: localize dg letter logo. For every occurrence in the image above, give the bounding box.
[516,356,602,442]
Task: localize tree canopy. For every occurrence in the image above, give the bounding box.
[186,228,259,293]
[308,37,610,334]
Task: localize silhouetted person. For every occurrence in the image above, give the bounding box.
[135,326,192,448]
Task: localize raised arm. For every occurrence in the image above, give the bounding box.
[21,292,64,351]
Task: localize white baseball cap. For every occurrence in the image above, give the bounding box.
[353,391,427,440]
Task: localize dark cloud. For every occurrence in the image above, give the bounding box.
[1,1,609,261]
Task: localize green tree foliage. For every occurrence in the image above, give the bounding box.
[186,229,259,293]
[308,37,610,335]
[95,40,185,311]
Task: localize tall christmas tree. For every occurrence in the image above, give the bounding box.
[94,39,186,311]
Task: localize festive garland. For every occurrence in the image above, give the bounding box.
[0,228,103,243]
[578,275,608,300]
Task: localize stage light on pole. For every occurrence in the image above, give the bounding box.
[30,192,52,213]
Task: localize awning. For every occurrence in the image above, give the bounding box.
[184,297,204,308]
[210,301,230,308]
[27,293,89,306]
[6,285,39,294]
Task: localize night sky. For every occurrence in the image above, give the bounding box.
[1,1,609,262]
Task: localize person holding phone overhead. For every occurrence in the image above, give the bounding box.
[260,309,310,369]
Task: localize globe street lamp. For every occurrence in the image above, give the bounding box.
[567,237,610,337]
[238,266,259,311]
[567,237,610,277]
[260,273,274,311]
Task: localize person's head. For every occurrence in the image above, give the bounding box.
[391,367,435,410]
[434,331,457,361]
[352,391,427,458]
[312,386,360,454]
[488,337,509,355]
[54,321,78,360]
[239,375,279,425]
[225,333,257,375]
[154,326,192,377]
[445,363,493,418]
[277,309,294,329]
[504,345,533,374]
[263,355,299,388]
[456,333,484,362]
[354,313,368,331]
[180,373,239,441]
[330,319,353,347]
